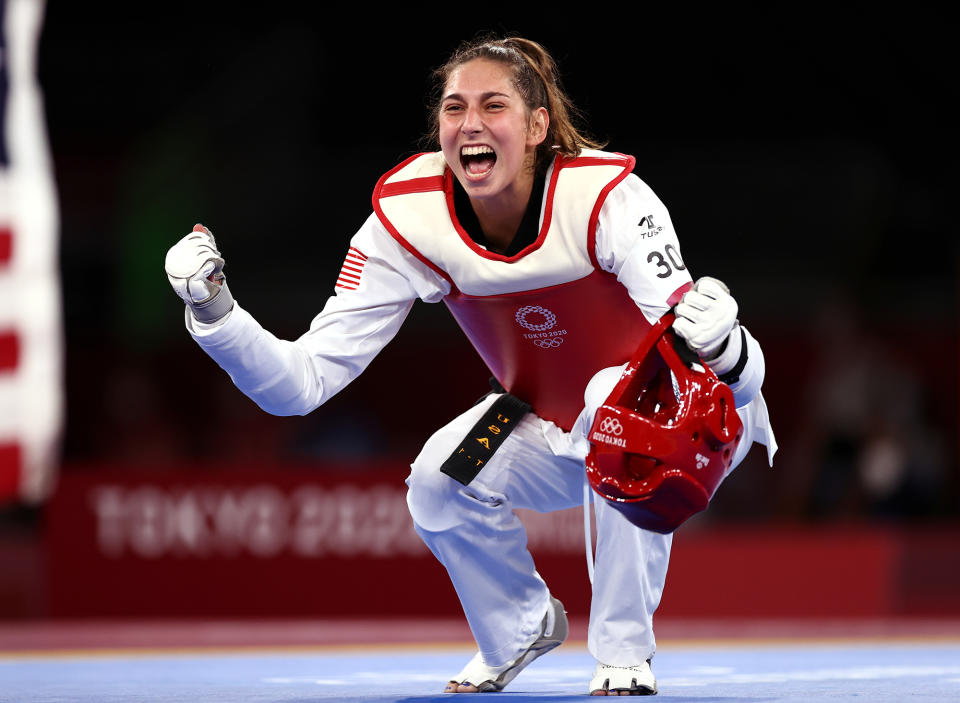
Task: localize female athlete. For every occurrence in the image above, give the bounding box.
[165,35,775,696]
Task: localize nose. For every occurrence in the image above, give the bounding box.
[461,105,483,135]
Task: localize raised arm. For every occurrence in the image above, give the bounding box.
[165,215,449,416]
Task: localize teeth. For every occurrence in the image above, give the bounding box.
[461,145,494,156]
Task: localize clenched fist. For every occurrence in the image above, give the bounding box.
[165,224,235,323]
[672,276,738,360]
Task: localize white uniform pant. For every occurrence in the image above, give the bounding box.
[405,369,764,668]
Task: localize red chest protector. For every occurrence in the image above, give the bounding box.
[444,272,652,430]
[373,151,682,431]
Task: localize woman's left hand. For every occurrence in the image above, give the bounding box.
[672,276,738,360]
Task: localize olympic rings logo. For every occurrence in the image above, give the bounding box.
[533,338,564,349]
[599,417,623,436]
[515,305,557,332]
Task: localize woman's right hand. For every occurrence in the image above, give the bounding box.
[164,224,235,323]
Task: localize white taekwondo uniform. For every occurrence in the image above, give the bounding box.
[187,149,776,667]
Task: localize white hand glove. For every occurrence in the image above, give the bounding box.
[165,224,235,323]
[672,276,738,360]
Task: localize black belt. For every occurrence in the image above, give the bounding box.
[440,387,532,486]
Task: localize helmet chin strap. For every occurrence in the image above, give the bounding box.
[583,476,595,585]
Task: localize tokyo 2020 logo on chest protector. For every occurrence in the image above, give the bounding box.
[515,306,566,349]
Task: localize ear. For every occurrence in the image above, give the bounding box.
[526,106,549,147]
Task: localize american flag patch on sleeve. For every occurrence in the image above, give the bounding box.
[335,247,367,291]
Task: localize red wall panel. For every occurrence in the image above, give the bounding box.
[45,465,960,618]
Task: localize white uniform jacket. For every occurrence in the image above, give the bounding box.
[188,150,775,460]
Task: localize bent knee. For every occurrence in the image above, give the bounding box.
[406,454,466,532]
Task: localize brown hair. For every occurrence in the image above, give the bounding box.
[424,35,605,174]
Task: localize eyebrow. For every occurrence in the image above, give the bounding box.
[441,91,512,103]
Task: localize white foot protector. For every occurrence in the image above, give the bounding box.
[448,596,568,692]
[589,660,657,696]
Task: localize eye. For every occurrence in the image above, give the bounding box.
[442,103,464,114]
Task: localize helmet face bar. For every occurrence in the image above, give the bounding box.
[585,313,743,534]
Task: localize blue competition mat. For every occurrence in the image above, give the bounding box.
[2,641,960,702]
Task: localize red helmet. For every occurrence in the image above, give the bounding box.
[585,312,743,534]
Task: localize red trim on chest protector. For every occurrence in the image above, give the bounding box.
[372,152,637,296]
[441,157,565,263]
[582,154,636,270]
[372,154,459,292]
[380,176,445,198]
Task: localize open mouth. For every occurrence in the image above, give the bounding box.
[460,145,497,178]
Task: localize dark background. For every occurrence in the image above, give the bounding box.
[22,6,958,522]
